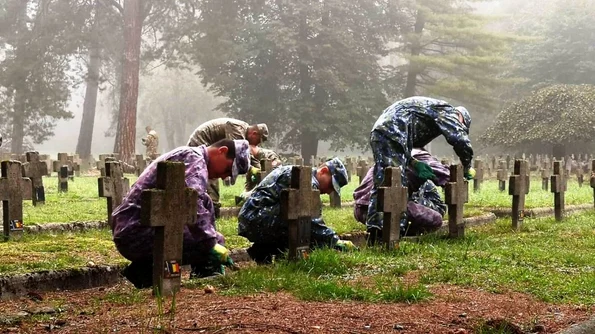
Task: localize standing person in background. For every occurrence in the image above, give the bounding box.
[187,118,268,218]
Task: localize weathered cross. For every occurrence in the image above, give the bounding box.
[377,167,408,249]
[135,154,147,177]
[281,166,320,261]
[291,157,304,166]
[576,163,584,188]
[67,154,81,178]
[540,161,551,191]
[473,159,484,192]
[550,161,566,221]
[590,160,595,209]
[496,160,508,192]
[356,160,370,185]
[98,161,130,230]
[509,160,530,230]
[0,161,32,240]
[97,154,119,175]
[140,162,198,297]
[22,151,48,206]
[445,164,468,238]
[52,153,74,191]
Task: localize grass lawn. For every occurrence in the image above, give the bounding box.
[21,175,594,225]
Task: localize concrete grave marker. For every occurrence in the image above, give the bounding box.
[22,152,48,206]
[576,163,584,187]
[590,160,595,209]
[445,164,468,238]
[509,160,530,230]
[551,161,566,221]
[140,162,198,297]
[473,159,484,192]
[67,154,81,178]
[291,157,304,166]
[496,160,508,192]
[356,160,369,185]
[97,154,119,175]
[98,161,130,229]
[541,162,551,191]
[135,154,147,177]
[281,166,320,261]
[377,167,408,249]
[0,161,32,240]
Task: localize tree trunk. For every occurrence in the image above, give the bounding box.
[11,89,26,154]
[76,0,101,160]
[113,0,143,163]
[403,10,426,98]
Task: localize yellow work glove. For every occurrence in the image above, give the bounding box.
[209,244,234,267]
[464,167,476,180]
[335,240,358,252]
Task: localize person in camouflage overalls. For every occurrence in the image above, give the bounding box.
[367,96,474,241]
[354,148,450,236]
[112,139,251,288]
[186,118,269,217]
[238,158,356,263]
[141,126,159,160]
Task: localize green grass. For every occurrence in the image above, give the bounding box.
[196,210,595,305]
[0,229,127,274]
[468,177,593,208]
[20,175,594,225]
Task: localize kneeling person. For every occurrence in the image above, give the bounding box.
[354,148,450,237]
[112,139,251,288]
[238,158,353,263]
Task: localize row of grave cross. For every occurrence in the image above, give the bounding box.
[1,156,595,296]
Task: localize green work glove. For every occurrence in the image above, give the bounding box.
[411,159,436,180]
[249,166,260,183]
[464,167,476,180]
[335,240,358,252]
[209,244,234,268]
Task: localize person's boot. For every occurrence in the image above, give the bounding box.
[367,227,383,246]
[190,259,224,279]
[122,260,154,289]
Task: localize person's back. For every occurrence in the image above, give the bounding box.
[187,118,249,147]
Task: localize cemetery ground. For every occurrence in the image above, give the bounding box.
[0,175,594,333]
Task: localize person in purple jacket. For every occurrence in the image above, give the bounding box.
[112,139,251,288]
[353,148,450,238]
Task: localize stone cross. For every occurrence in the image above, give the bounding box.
[445,164,468,238]
[509,160,530,230]
[291,157,304,166]
[67,154,81,178]
[53,153,77,186]
[0,161,32,240]
[541,162,551,191]
[506,155,511,171]
[473,159,484,192]
[98,161,130,229]
[329,191,341,208]
[356,160,369,185]
[576,163,584,187]
[140,162,198,297]
[22,152,48,206]
[135,154,147,177]
[97,154,119,175]
[280,166,321,261]
[590,160,595,209]
[550,161,566,221]
[496,160,508,192]
[377,167,408,249]
[344,157,356,182]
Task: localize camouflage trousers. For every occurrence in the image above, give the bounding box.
[366,130,411,231]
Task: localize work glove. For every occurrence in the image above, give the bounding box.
[464,167,476,180]
[209,244,235,268]
[411,159,436,181]
[249,166,260,183]
[335,240,358,252]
